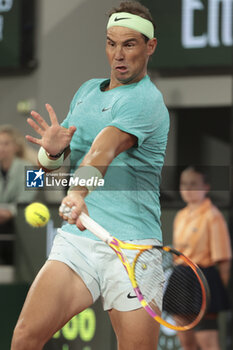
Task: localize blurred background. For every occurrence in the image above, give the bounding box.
[0,0,232,349]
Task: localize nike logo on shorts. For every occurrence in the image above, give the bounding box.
[127,292,137,299]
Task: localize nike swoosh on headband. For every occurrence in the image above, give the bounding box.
[107,12,154,39]
[114,17,131,22]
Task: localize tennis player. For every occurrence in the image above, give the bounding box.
[11,2,169,349]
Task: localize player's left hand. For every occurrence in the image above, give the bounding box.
[26,104,76,155]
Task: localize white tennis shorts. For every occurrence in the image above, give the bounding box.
[48,229,164,311]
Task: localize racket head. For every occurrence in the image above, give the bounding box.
[132,246,210,331]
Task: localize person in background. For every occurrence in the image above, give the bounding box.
[173,166,232,350]
[0,125,37,264]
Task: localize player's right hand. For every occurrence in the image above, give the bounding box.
[26,103,76,155]
[59,190,89,231]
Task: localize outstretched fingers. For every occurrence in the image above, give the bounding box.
[46,103,59,125]
[25,134,42,146]
[26,104,65,151]
[27,116,46,136]
[30,110,49,130]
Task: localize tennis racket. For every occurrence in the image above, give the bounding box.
[63,208,209,331]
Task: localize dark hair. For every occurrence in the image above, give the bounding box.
[108,1,155,42]
[182,166,210,185]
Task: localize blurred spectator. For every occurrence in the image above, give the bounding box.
[172,166,232,350]
[0,125,37,265]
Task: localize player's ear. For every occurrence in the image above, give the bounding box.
[147,38,157,56]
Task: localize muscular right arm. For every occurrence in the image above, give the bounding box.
[60,126,137,230]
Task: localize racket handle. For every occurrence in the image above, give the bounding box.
[79,213,113,243]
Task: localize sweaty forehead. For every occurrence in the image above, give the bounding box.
[107,26,143,41]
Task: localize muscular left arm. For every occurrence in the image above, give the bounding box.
[217,260,232,286]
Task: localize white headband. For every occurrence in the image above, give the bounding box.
[107,12,154,39]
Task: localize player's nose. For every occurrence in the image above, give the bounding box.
[114,45,124,60]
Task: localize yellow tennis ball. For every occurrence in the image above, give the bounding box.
[25,202,50,227]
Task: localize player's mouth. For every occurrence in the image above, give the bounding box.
[115,65,128,73]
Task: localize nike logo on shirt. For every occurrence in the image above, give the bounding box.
[102,107,112,112]
[76,101,83,106]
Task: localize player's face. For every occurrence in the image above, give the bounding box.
[106,26,157,89]
[0,132,17,162]
[179,170,209,205]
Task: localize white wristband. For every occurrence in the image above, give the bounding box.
[38,147,64,170]
[68,166,103,194]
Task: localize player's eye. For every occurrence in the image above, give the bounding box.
[125,42,134,48]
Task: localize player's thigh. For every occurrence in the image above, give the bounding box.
[108,307,160,350]
[14,260,93,343]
